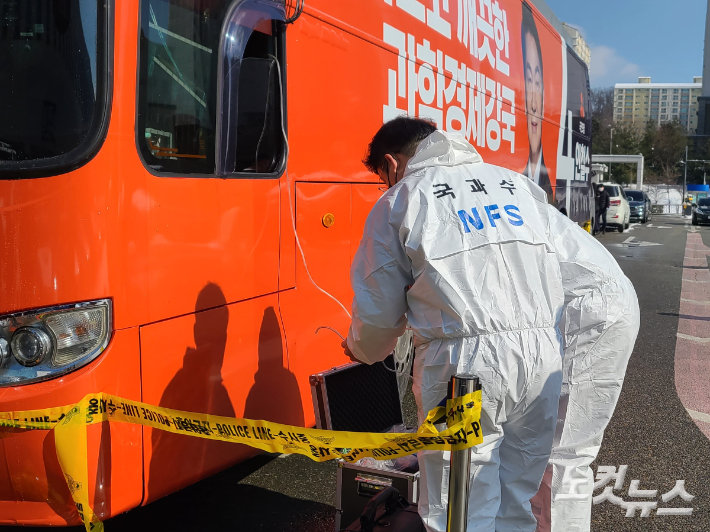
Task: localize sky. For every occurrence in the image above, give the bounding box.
[545,0,707,88]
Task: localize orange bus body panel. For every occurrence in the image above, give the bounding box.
[0,328,142,525]
[139,293,305,503]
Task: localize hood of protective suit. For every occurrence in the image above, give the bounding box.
[405,130,482,175]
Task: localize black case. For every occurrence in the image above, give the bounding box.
[309,358,419,532]
[342,487,425,532]
[309,356,403,432]
[336,460,419,531]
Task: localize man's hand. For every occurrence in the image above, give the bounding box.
[341,339,360,364]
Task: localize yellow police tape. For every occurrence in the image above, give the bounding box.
[0,390,482,532]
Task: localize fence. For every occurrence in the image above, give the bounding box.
[651,204,683,215]
[641,184,684,215]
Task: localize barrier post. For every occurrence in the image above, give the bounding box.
[446,374,480,532]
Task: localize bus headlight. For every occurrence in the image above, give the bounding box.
[46,308,108,367]
[0,338,10,366]
[11,328,51,367]
[0,299,111,387]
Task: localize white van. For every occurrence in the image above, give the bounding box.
[598,183,630,233]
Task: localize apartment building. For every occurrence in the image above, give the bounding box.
[562,23,591,67]
[613,77,702,133]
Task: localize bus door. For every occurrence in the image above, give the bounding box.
[133,0,291,502]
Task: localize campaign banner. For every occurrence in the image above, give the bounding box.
[312,0,592,221]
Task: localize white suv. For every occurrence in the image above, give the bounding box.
[599,183,630,233]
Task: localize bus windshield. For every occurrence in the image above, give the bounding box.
[0,0,105,171]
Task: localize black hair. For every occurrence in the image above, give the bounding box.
[362,116,437,174]
[521,2,543,94]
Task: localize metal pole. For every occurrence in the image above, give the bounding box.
[684,146,688,213]
[609,128,614,180]
[446,374,481,532]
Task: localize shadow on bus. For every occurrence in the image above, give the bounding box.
[146,285,305,508]
[244,306,305,427]
[148,283,237,501]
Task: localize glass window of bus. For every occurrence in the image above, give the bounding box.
[565,49,591,139]
[136,0,286,177]
[216,0,286,176]
[137,0,227,174]
[0,0,110,178]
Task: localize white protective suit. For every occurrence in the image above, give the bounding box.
[346,131,639,532]
[529,216,640,530]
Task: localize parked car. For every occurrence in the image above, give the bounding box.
[692,197,710,226]
[624,189,653,223]
[599,183,630,233]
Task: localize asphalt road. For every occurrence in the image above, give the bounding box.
[6,214,710,531]
[591,215,710,531]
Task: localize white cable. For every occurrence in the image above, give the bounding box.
[273,59,352,320]
[275,56,412,389]
[275,55,413,393]
[315,326,345,341]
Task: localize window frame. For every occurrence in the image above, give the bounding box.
[0,0,114,180]
[135,0,288,180]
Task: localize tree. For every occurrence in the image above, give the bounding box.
[590,87,614,127]
[639,120,657,165]
[639,121,662,183]
[607,123,640,185]
[687,137,710,184]
[653,120,688,184]
[591,87,614,157]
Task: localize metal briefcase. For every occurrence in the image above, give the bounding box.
[309,356,403,433]
[336,460,419,532]
[308,357,415,532]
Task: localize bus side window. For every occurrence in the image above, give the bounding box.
[136,0,285,177]
[137,0,224,174]
[217,3,286,176]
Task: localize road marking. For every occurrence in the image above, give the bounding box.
[681,298,710,305]
[677,333,710,343]
[682,279,710,284]
[610,237,662,248]
[687,409,710,424]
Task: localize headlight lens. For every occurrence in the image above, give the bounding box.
[0,300,111,387]
[46,308,108,367]
[11,328,51,367]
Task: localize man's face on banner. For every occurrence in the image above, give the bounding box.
[524,31,543,164]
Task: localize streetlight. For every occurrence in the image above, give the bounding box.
[684,145,688,202]
[609,128,615,180]
[679,146,689,215]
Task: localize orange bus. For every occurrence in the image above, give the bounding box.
[0,0,590,525]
